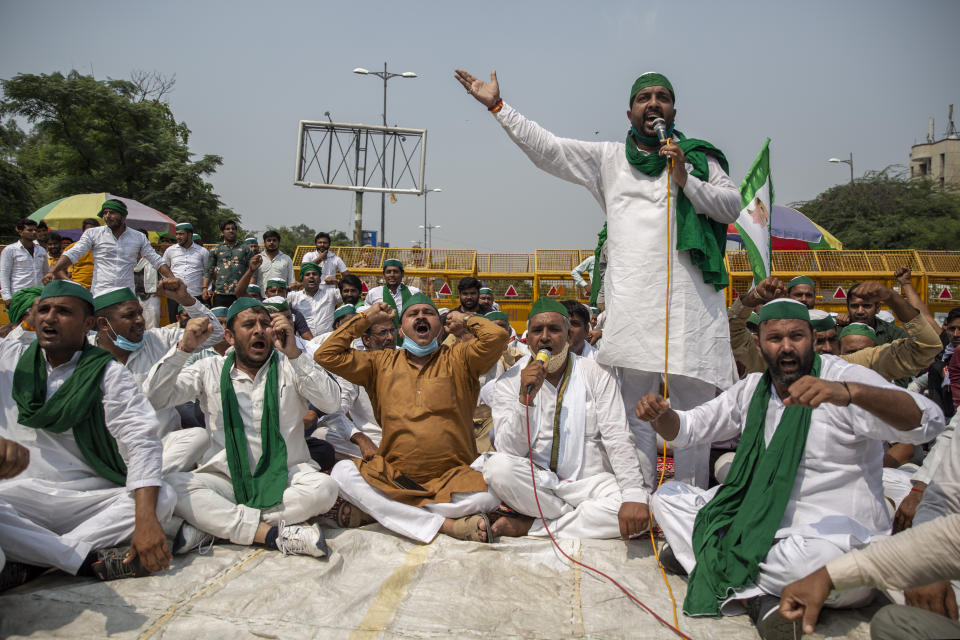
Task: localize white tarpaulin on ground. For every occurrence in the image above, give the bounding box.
[0,526,882,638]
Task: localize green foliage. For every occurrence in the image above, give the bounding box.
[264,224,354,255]
[0,70,237,240]
[795,167,960,250]
[0,118,36,232]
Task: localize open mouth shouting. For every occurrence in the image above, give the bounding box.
[413,317,431,339]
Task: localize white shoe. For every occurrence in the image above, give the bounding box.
[172,522,215,556]
[276,521,329,558]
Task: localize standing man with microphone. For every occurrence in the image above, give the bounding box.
[454,69,742,491]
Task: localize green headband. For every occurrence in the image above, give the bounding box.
[479,287,493,296]
[809,309,836,332]
[300,262,321,280]
[8,286,43,324]
[97,199,128,217]
[630,72,675,105]
[839,322,878,344]
[485,311,509,323]
[38,280,95,308]
[175,222,193,231]
[211,306,229,318]
[266,279,287,289]
[93,287,137,312]
[227,297,265,322]
[787,276,816,291]
[758,298,810,324]
[383,259,403,270]
[334,304,357,321]
[400,291,437,317]
[528,297,569,320]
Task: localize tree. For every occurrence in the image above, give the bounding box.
[0,118,35,233]
[0,70,237,240]
[264,224,354,255]
[794,167,960,250]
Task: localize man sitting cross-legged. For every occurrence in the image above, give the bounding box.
[636,298,944,640]
[315,295,508,543]
[144,298,342,558]
[483,298,648,540]
[0,280,176,581]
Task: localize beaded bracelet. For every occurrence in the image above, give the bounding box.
[488,98,503,114]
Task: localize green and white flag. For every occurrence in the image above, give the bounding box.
[736,139,773,287]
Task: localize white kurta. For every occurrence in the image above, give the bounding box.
[364,284,421,310]
[301,251,348,285]
[0,240,48,303]
[162,242,209,296]
[287,287,341,336]
[255,251,295,290]
[63,226,165,297]
[495,103,741,388]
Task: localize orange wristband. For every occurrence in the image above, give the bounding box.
[488,98,503,114]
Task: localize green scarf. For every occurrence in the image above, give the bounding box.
[589,224,606,307]
[683,354,822,616]
[624,130,730,290]
[380,284,412,346]
[12,341,127,485]
[219,350,288,509]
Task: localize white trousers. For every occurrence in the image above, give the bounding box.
[166,465,339,545]
[881,466,917,513]
[619,369,715,490]
[651,481,874,614]
[161,428,210,475]
[141,296,161,330]
[0,478,177,574]
[482,452,632,539]
[331,460,499,544]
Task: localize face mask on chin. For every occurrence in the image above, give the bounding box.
[104,318,144,352]
[401,335,438,357]
[545,343,570,373]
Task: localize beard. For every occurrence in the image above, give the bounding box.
[761,345,815,389]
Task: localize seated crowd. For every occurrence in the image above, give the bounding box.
[0,204,957,640]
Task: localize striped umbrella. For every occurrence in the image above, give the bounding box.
[28,193,176,233]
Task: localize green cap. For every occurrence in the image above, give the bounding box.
[479,287,493,296]
[383,258,403,270]
[261,296,290,313]
[97,199,128,218]
[757,298,810,324]
[93,287,137,312]
[38,280,95,308]
[809,309,836,332]
[839,322,878,344]
[211,306,229,318]
[334,304,357,321]
[630,72,675,105]
[245,237,257,245]
[528,297,569,320]
[746,312,761,327]
[266,279,287,289]
[227,297,265,322]
[400,291,437,317]
[246,284,262,296]
[7,286,43,324]
[787,275,816,291]
[300,262,321,280]
[158,231,176,241]
[175,222,193,231]
[192,234,201,242]
[485,311,509,323]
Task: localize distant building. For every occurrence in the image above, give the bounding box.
[910,106,960,188]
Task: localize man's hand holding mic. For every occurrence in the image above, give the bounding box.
[652,117,687,188]
[519,349,550,405]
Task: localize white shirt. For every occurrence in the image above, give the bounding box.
[914,414,960,526]
[63,225,164,297]
[571,255,595,287]
[255,251,295,290]
[0,240,49,302]
[0,338,163,491]
[162,242,209,296]
[496,103,741,388]
[134,258,159,295]
[672,355,945,547]
[301,251,348,286]
[576,340,598,360]
[144,347,341,477]
[364,283,421,310]
[492,354,647,503]
[287,287,341,336]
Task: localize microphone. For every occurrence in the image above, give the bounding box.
[525,348,551,395]
[651,117,668,144]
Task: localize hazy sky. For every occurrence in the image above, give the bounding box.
[2,0,957,252]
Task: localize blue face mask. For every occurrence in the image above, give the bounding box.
[105,318,145,352]
[401,335,438,357]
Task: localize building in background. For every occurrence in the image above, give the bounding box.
[910,105,960,188]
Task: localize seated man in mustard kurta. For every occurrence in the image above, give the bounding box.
[315,293,508,543]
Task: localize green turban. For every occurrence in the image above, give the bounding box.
[98,199,128,218]
[8,286,43,324]
[300,262,321,280]
[629,72,675,105]
[400,291,437,317]
[528,297,569,320]
[93,287,137,312]
[39,280,94,308]
[809,309,836,332]
[383,258,403,270]
[175,222,194,231]
[485,311,509,323]
[227,297,265,322]
[839,322,878,344]
[787,276,816,291]
[757,298,810,324]
[211,306,229,318]
[334,304,357,322]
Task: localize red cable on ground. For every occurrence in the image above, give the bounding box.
[523,396,691,640]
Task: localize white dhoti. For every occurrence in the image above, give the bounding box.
[331,460,499,544]
[651,481,874,614]
[166,465,338,545]
[619,369,715,490]
[0,478,177,574]
[161,428,210,475]
[482,452,634,539]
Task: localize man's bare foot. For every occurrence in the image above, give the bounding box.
[440,514,490,543]
[491,515,534,538]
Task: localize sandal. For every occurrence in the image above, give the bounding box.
[336,501,376,528]
[447,513,492,543]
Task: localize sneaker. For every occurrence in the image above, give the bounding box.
[657,542,687,577]
[275,521,329,559]
[746,595,798,640]
[172,522,216,556]
[90,547,150,581]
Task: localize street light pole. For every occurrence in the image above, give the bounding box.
[353,63,417,247]
[421,187,442,249]
[828,152,854,184]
